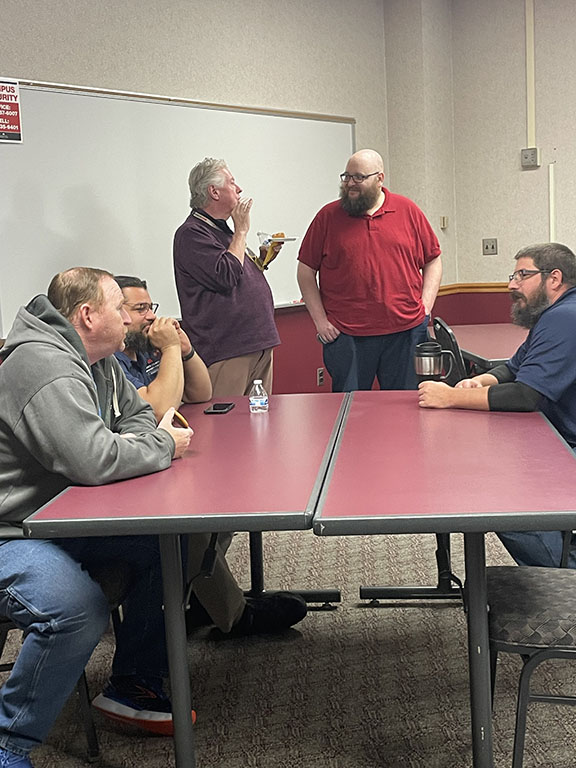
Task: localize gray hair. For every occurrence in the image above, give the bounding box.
[188,157,228,209]
[48,267,112,321]
[515,243,576,287]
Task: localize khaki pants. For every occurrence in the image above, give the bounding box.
[188,349,274,631]
[186,532,245,633]
[208,349,273,398]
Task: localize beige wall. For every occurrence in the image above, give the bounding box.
[453,0,541,282]
[384,0,457,283]
[0,0,387,152]
[386,0,576,285]
[453,0,576,282]
[537,0,576,248]
[3,0,576,286]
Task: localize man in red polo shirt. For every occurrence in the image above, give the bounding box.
[297,149,442,392]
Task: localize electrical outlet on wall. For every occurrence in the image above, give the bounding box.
[520,147,541,169]
[482,238,498,255]
[316,367,325,386]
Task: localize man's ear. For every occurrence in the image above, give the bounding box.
[549,268,564,286]
[207,184,219,201]
[76,302,94,330]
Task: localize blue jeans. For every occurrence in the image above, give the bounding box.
[0,535,168,755]
[323,316,430,392]
[497,530,576,568]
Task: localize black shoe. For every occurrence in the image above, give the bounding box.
[228,591,307,637]
[185,592,214,634]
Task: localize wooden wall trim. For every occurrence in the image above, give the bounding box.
[437,282,508,296]
[274,283,510,310]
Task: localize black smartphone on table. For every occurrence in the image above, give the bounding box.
[204,402,235,414]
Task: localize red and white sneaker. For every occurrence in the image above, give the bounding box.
[92,675,196,736]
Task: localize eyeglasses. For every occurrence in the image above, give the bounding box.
[339,172,380,184]
[124,302,158,315]
[508,269,551,283]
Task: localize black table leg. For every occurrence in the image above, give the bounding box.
[360,533,462,602]
[248,531,265,596]
[463,532,494,768]
[247,531,341,606]
[159,534,196,768]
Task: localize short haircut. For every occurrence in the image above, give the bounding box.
[515,243,576,287]
[47,267,113,321]
[188,157,227,209]
[115,275,148,291]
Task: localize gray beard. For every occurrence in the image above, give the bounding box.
[510,288,550,329]
[124,330,153,356]
[339,185,381,217]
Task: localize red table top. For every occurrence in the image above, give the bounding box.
[452,323,527,366]
[314,390,576,535]
[25,393,346,538]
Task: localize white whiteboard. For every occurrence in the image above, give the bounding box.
[0,84,355,336]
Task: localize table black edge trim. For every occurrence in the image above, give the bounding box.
[313,509,576,536]
[311,392,353,522]
[24,510,314,538]
[305,392,351,513]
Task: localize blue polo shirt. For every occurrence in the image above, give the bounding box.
[507,287,576,447]
[114,348,161,389]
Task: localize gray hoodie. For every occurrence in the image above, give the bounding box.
[0,295,175,526]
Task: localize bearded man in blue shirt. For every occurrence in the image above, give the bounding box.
[419,242,576,568]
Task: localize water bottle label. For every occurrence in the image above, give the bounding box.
[250,397,268,408]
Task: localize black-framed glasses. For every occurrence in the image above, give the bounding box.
[124,302,159,315]
[339,171,380,184]
[508,269,551,283]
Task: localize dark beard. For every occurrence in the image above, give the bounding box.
[124,330,153,356]
[510,286,550,329]
[339,184,381,216]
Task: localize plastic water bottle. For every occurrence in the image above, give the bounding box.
[249,379,269,413]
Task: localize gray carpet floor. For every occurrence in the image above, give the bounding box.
[3,531,576,768]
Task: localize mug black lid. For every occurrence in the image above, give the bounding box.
[415,341,442,356]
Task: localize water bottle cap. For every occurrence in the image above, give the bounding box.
[253,379,262,384]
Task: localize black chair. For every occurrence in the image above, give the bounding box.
[0,529,130,762]
[432,316,469,385]
[486,532,576,768]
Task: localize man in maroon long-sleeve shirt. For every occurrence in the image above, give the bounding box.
[173,158,280,397]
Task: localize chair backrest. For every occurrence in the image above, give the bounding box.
[432,317,468,386]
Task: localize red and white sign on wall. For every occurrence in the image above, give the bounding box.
[0,79,22,143]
